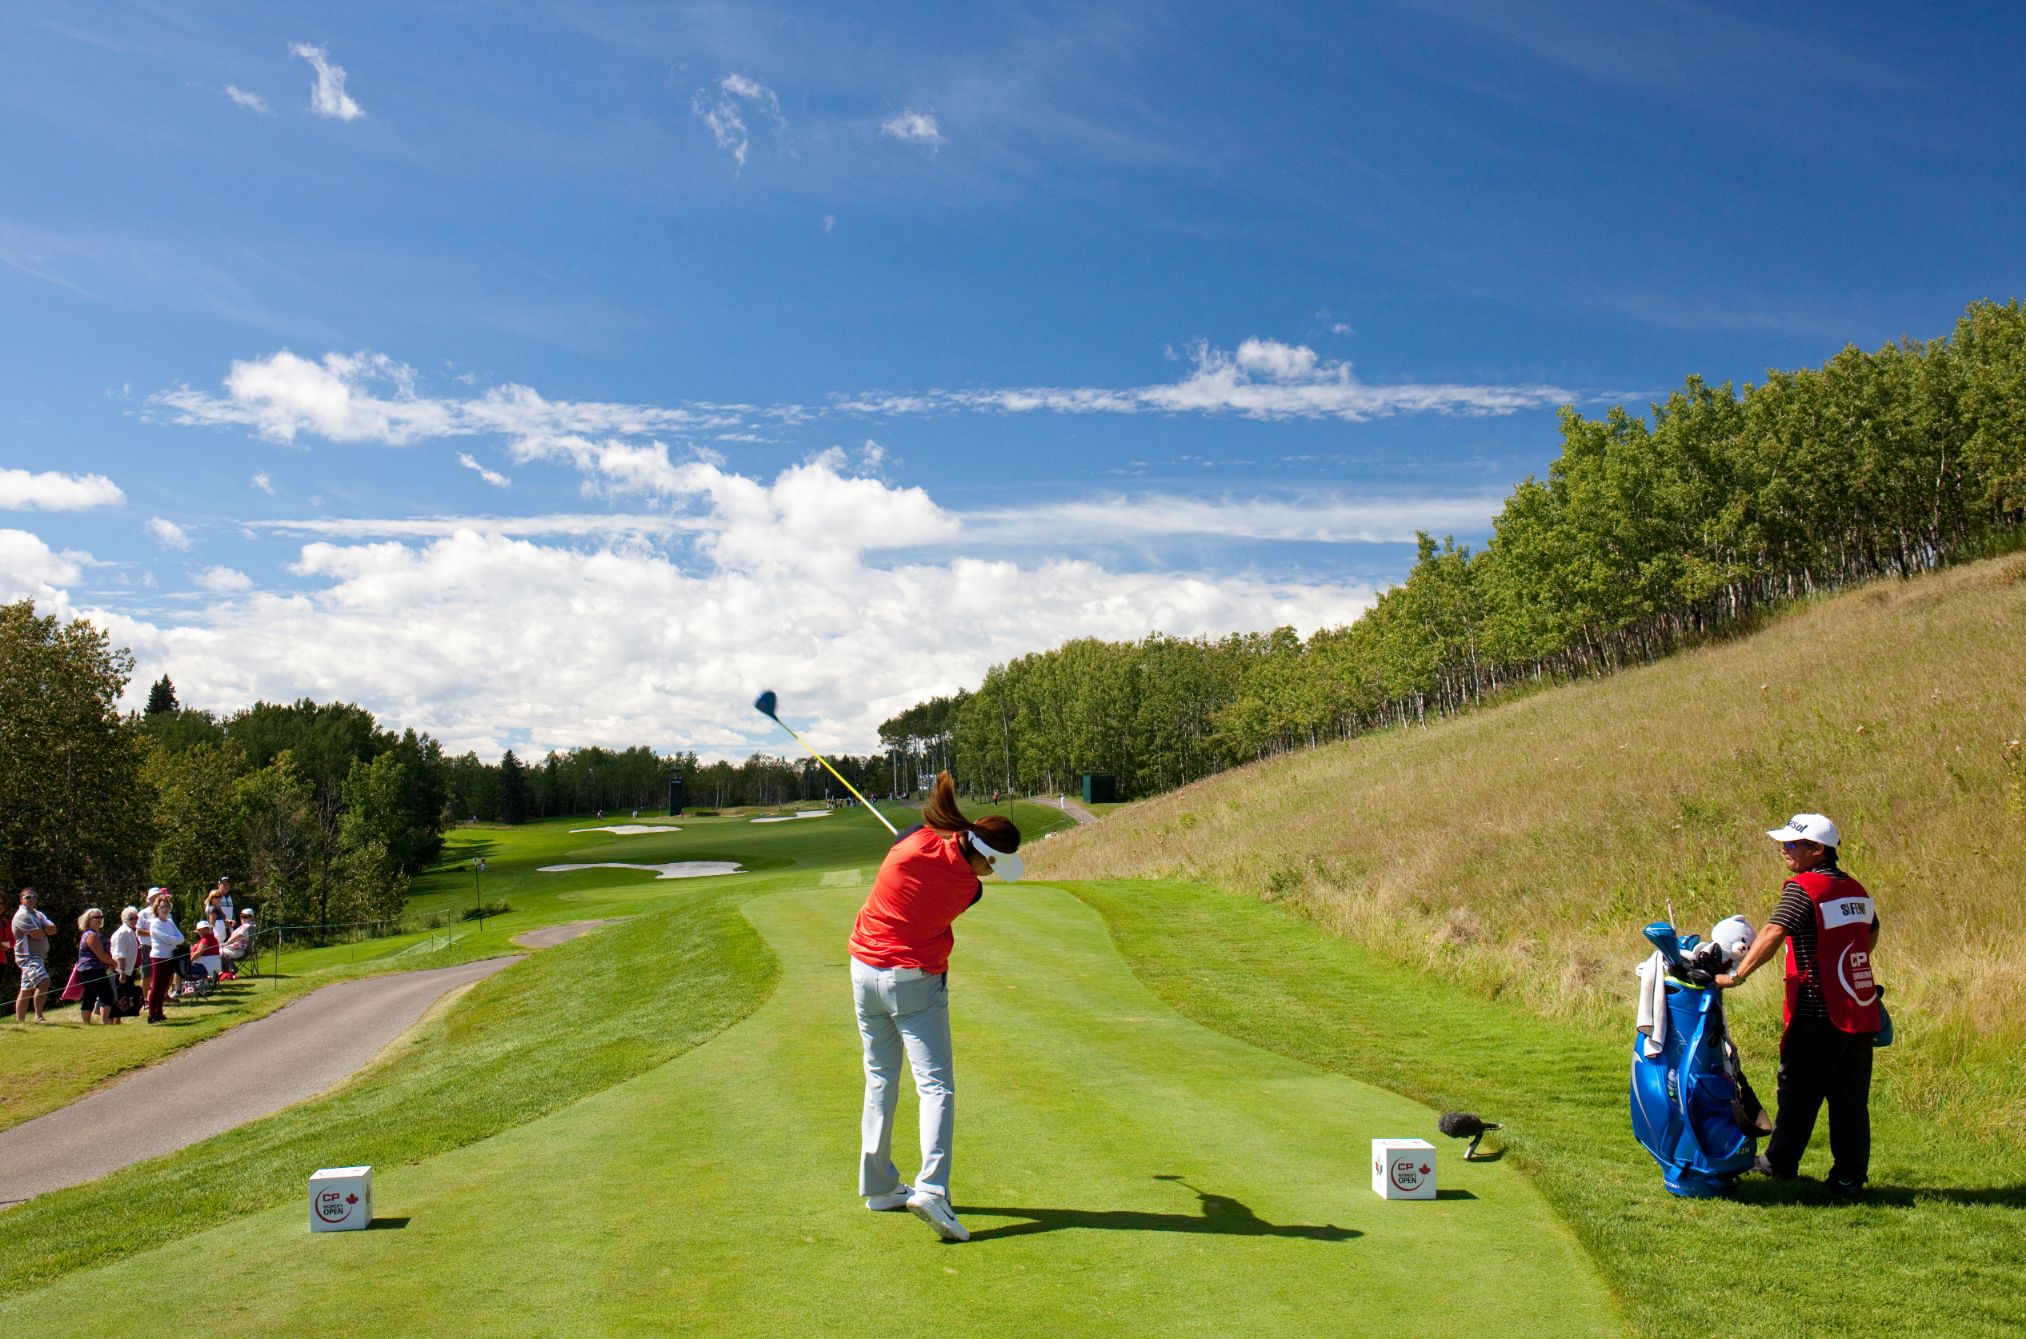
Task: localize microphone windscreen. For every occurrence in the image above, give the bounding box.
[1438,1111,1484,1138]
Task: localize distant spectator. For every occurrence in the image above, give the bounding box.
[187,919,222,994]
[13,889,56,1024]
[111,906,142,1013]
[219,913,255,980]
[75,909,120,1025]
[145,890,183,1024]
[203,888,227,938]
[213,876,236,927]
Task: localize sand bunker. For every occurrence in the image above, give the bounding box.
[569,824,682,835]
[539,861,742,880]
[751,810,834,824]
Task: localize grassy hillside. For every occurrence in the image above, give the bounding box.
[1029,552,2026,1132]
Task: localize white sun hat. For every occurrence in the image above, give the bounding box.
[1767,812,1839,848]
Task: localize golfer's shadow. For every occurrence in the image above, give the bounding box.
[962,1175,1359,1243]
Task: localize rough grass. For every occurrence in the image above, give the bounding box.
[1068,878,2026,1339]
[1030,553,2026,1133]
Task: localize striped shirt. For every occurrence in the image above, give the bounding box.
[1769,862,1880,1021]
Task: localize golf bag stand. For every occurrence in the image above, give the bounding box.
[1630,981,1758,1197]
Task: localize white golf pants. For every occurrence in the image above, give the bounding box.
[851,957,954,1200]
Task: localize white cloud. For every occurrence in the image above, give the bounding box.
[251,471,274,494]
[1331,322,1354,335]
[692,73,783,170]
[962,492,1506,547]
[837,338,1575,422]
[0,528,87,602]
[147,517,191,550]
[880,109,943,150]
[822,214,836,233]
[154,350,742,447]
[224,84,271,114]
[158,343,1575,469]
[85,465,1376,757]
[0,468,125,510]
[456,452,511,488]
[193,565,253,593]
[289,42,364,122]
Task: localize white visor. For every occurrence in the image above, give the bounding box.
[967,832,1024,882]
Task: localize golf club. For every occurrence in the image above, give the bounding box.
[753,690,899,837]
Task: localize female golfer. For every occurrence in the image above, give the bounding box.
[848,772,1021,1243]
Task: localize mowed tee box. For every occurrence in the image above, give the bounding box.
[310,1166,373,1232]
[1371,1139,1437,1200]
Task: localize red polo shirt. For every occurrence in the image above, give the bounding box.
[847,826,982,975]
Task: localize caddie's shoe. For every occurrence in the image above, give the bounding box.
[865,1185,913,1212]
[1750,1155,1793,1179]
[905,1190,969,1242]
[1825,1177,1864,1201]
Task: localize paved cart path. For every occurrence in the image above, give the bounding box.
[0,957,520,1207]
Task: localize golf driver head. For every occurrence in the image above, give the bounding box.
[1642,921,1686,968]
[753,689,779,720]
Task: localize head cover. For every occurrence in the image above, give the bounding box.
[1709,915,1754,970]
[1767,812,1839,848]
[966,830,1024,883]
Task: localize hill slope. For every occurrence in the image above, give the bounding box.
[1029,552,2026,1129]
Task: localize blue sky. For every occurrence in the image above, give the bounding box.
[3,1,2021,757]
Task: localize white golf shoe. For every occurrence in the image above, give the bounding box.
[865,1184,913,1212]
[906,1190,969,1242]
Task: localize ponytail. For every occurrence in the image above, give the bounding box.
[922,771,1021,855]
[921,772,969,834]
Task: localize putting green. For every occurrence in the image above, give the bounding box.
[4,883,1619,1336]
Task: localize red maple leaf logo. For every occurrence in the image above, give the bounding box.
[1419,1165,1431,1175]
[346,1193,359,1204]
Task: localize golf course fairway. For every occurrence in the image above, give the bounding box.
[1,877,1617,1336]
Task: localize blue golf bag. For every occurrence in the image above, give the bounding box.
[1630,933,1759,1197]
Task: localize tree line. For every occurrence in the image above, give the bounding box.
[438,745,892,822]
[1,608,457,983]
[881,299,2026,797]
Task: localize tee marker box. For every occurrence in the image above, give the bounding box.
[310,1165,373,1232]
[1371,1138,1437,1200]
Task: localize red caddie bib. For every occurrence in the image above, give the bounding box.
[1783,870,1882,1033]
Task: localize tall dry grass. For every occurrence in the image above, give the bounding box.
[1031,552,2026,1132]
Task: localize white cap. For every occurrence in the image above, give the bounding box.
[1767,812,1839,848]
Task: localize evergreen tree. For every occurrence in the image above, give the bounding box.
[145,674,179,716]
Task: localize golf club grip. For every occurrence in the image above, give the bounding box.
[777,721,900,836]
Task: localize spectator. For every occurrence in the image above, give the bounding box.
[12,888,56,1024]
[145,889,183,1024]
[202,888,227,938]
[219,912,256,980]
[186,919,222,995]
[75,909,120,1025]
[213,876,236,927]
[111,906,142,1013]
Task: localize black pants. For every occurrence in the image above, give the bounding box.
[1765,1013,1874,1184]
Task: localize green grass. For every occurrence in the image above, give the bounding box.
[2,809,1615,1336]
[1068,878,2026,1339]
[1031,552,2026,1133]
[0,884,775,1297]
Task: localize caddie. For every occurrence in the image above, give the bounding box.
[1715,812,1881,1198]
